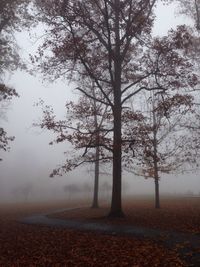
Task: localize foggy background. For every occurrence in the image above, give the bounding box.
[0,1,199,203]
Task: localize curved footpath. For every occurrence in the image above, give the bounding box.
[19,207,200,267]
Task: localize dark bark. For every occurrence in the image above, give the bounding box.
[152,105,160,209]
[154,176,160,209]
[153,149,160,209]
[91,146,100,209]
[91,86,100,209]
[108,0,124,218]
[108,105,124,217]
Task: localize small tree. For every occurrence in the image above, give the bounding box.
[127,92,193,208]
[36,85,112,208]
[121,28,198,208]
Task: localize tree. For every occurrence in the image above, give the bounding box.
[36,85,112,208]
[32,0,197,217]
[121,28,198,208]
[0,0,31,160]
[125,92,194,208]
[176,0,200,69]
[0,84,18,160]
[63,184,81,200]
[100,181,112,201]
[175,0,200,168]
[12,182,33,202]
[0,0,31,75]
[176,0,200,31]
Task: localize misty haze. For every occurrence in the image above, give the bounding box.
[0,0,200,266]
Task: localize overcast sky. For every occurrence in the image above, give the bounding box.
[0,1,199,203]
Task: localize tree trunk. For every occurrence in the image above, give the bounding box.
[108,0,124,217]
[153,149,160,209]
[91,85,100,209]
[154,176,160,209]
[91,146,99,208]
[109,105,124,217]
[152,102,160,209]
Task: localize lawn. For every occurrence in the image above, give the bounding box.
[0,197,197,266]
[53,196,200,234]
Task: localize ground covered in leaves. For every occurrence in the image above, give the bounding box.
[54,196,200,234]
[0,199,187,267]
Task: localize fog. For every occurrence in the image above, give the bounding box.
[0,1,199,204]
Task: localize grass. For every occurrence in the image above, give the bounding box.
[0,197,195,266]
[52,196,200,234]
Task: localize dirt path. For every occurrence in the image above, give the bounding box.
[20,207,200,267]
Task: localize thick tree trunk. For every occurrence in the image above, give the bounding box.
[91,146,99,208]
[108,0,124,217]
[109,105,124,217]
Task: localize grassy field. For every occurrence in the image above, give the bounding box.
[53,196,200,234]
[0,197,198,266]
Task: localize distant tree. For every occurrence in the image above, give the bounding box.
[12,183,33,202]
[100,181,112,201]
[185,190,194,196]
[82,182,92,194]
[63,184,81,200]
[21,183,33,202]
